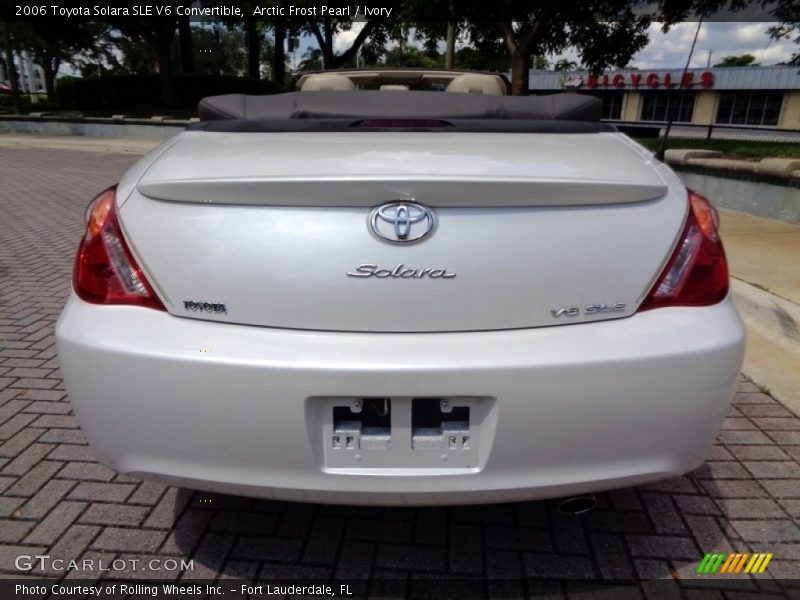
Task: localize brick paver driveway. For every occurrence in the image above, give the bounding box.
[1,146,799,598]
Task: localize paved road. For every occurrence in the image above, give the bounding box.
[1,148,800,598]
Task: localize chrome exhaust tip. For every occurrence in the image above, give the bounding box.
[556,494,597,515]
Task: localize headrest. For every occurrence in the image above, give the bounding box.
[446,74,506,95]
[299,73,356,91]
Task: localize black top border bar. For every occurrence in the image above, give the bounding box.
[1,1,786,22]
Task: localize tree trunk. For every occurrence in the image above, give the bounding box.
[510,49,530,96]
[156,39,176,107]
[1,23,21,112]
[245,18,260,78]
[43,59,56,100]
[322,18,334,68]
[445,22,455,69]
[273,17,285,86]
[178,15,195,75]
[445,0,455,69]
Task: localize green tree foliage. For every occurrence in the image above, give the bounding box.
[451,46,507,72]
[383,45,443,68]
[714,53,758,67]
[97,30,157,76]
[462,4,652,95]
[6,22,102,99]
[395,0,450,62]
[108,17,181,106]
[208,0,268,78]
[768,0,800,65]
[532,55,549,69]
[193,26,247,76]
[297,47,323,72]
[400,0,653,92]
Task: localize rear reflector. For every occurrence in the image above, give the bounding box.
[73,186,165,311]
[638,190,729,311]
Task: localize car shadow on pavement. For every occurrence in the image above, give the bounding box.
[165,473,788,597]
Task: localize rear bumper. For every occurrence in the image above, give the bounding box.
[56,295,745,505]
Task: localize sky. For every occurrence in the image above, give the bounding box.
[604,22,795,69]
[333,22,798,70]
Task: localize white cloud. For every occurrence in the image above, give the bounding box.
[734,23,769,42]
[547,22,797,70]
[633,22,795,68]
[333,22,365,55]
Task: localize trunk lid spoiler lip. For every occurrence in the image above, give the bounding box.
[136,177,668,208]
[134,129,668,207]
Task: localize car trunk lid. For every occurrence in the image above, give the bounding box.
[121,131,685,332]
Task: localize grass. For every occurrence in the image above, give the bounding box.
[633,137,800,160]
[755,382,772,396]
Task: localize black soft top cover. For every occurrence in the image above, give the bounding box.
[197,91,600,123]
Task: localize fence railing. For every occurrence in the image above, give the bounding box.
[606,120,800,144]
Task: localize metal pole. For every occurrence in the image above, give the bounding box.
[655,18,703,162]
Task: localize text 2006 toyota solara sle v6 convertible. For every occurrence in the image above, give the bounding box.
[56,70,745,505]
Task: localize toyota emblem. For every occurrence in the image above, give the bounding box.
[368,201,436,244]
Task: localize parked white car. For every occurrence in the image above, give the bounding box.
[56,70,745,505]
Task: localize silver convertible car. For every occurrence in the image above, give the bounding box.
[56,70,746,505]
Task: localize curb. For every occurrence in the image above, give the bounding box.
[731,278,800,413]
[0,134,162,155]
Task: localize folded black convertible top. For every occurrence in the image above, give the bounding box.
[197,91,600,123]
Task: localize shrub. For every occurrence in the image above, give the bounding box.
[56,74,283,112]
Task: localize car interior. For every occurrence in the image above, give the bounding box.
[295,69,509,95]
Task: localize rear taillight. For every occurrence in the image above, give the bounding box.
[73,186,165,311]
[639,190,729,311]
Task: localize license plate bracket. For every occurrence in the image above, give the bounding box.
[314,396,487,470]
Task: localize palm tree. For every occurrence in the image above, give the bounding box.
[554,58,578,71]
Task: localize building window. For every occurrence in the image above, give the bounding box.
[576,91,624,120]
[715,91,783,126]
[600,91,624,120]
[640,92,696,123]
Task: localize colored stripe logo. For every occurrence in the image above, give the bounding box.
[697,553,773,574]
